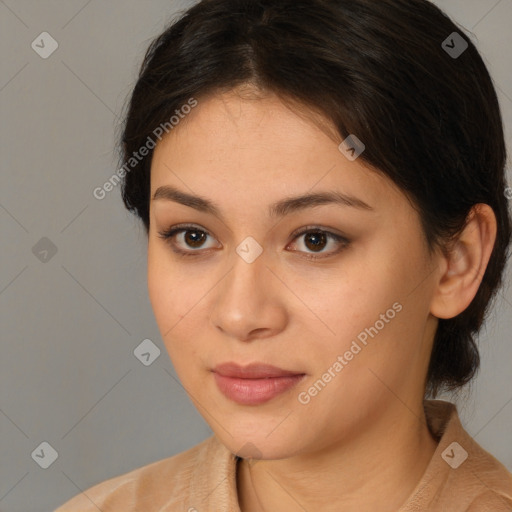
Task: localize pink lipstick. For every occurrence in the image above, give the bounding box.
[212,362,306,405]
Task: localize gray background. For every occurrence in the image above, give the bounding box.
[0,1,511,511]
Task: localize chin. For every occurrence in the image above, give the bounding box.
[212,420,306,461]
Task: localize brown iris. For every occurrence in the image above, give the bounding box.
[303,231,327,252]
[184,230,207,248]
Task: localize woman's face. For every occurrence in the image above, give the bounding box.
[148,87,441,459]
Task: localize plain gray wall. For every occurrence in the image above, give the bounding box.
[0,1,511,511]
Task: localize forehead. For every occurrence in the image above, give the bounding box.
[149,90,403,217]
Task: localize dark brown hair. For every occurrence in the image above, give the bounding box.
[118,0,511,397]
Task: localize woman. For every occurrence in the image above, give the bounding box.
[56,0,512,510]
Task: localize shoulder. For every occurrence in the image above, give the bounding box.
[460,446,512,511]
[466,491,512,511]
[435,400,512,499]
[453,413,512,505]
[54,435,220,511]
[468,449,512,498]
[402,400,512,511]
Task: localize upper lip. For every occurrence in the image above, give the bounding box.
[212,362,305,379]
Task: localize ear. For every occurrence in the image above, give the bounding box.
[430,204,497,320]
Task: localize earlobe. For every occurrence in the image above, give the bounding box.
[430,204,497,320]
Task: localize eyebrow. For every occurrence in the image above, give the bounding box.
[152,184,374,221]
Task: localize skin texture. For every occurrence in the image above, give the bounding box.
[147,85,497,511]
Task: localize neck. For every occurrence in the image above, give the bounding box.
[237,400,439,512]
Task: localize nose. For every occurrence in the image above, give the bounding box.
[209,249,288,342]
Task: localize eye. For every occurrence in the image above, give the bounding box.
[286,226,350,260]
[157,223,219,257]
[157,224,350,260]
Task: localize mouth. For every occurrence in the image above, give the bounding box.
[212,362,306,405]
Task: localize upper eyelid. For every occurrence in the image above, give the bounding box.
[159,223,346,239]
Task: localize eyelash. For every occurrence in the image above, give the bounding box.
[157,223,350,261]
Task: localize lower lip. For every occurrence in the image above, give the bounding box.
[213,372,305,405]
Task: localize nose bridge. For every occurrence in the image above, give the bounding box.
[209,244,286,339]
[221,229,268,293]
[222,245,269,309]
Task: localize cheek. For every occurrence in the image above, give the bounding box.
[306,259,395,345]
[147,245,173,327]
[147,242,213,370]
[147,244,191,340]
[306,237,429,371]
[147,267,197,384]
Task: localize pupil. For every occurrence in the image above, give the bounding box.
[305,232,326,252]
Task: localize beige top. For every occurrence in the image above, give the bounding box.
[55,400,512,511]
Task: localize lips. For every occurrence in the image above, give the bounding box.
[213,362,304,379]
[212,362,306,405]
